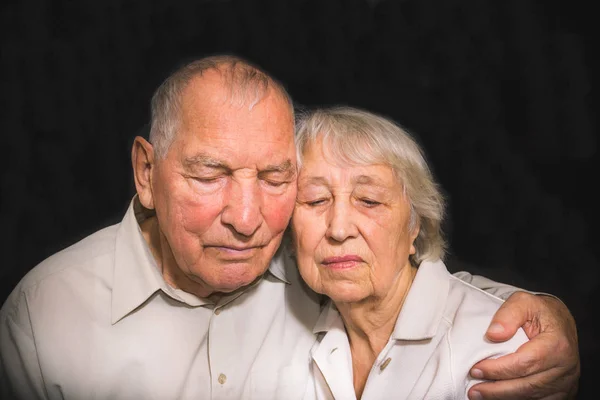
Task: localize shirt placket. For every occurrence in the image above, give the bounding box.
[362,339,397,399]
[206,281,260,400]
[207,303,236,399]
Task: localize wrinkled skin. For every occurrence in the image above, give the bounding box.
[133,70,297,297]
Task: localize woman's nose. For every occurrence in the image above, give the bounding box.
[325,200,358,242]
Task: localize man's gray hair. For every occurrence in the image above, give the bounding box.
[295,106,447,266]
[149,55,294,158]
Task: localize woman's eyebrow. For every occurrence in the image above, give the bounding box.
[353,174,387,187]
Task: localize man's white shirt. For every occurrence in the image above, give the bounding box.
[1,197,521,399]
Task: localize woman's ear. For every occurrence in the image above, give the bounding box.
[409,220,420,256]
[132,136,156,210]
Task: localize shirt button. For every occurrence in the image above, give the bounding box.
[380,357,392,371]
[218,373,227,384]
[214,308,222,315]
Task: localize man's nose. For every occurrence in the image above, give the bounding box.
[221,180,263,237]
[325,200,358,242]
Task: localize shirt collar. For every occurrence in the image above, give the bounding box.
[312,259,450,340]
[312,301,340,334]
[111,196,290,324]
[267,232,293,284]
[390,259,449,340]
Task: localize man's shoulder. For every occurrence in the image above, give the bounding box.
[2,223,120,313]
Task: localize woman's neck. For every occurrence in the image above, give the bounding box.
[335,265,417,398]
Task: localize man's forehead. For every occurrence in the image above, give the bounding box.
[177,122,295,149]
[180,90,293,133]
[172,71,295,164]
[178,108,294,149]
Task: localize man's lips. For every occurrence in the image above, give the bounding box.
[205,245,263,251]
[204,245,265,259]
[321,255,364,269]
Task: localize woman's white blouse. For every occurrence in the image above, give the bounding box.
[304,260,529,400]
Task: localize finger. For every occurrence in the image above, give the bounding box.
[472,333,558,380]
[468,371,568,400]
[486,292,537,343]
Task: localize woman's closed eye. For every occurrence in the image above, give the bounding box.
[358,198,381,207]
[306,198,329,207]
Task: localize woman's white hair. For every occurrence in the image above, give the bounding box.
[149,54,294,159]
[295,106,447,265]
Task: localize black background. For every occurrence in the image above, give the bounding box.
[1,0,597,398]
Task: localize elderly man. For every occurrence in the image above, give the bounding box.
[0,55,579,400]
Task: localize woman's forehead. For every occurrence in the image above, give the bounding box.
[303,135,388,167]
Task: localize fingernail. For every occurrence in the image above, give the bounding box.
[470,390,483,400]
[471,368,484,379]
[487,322,504,334]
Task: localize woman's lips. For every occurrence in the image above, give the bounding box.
[321,255,364,270]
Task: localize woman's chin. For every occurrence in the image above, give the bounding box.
[324,283,369,304]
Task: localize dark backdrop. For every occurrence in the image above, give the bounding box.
[1,0,597,397]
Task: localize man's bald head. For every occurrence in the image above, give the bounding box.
[149,55,294,159]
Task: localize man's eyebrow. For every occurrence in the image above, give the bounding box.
[261,159,294,174]
[183,154,230,170]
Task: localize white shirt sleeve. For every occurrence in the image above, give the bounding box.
[452,270,563,304]
[451,271,522,300]
[1,291,48,400]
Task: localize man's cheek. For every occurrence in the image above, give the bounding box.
[178,202,222,232]
[266,195,296,230]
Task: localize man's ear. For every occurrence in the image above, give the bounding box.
[132,136,156,210]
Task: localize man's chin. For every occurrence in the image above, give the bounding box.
[206,262,269,293]
[210,273,264,295]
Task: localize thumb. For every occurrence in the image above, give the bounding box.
[486,291,532,342]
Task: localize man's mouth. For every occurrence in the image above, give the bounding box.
[204,245,264,260]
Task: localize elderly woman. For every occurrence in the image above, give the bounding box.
[291,106,529,399]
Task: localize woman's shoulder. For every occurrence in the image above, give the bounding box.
[442,272,529,370]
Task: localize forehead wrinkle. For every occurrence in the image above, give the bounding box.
[299,176,329,187]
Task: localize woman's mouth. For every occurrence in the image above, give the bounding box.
[321,255,364,270]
